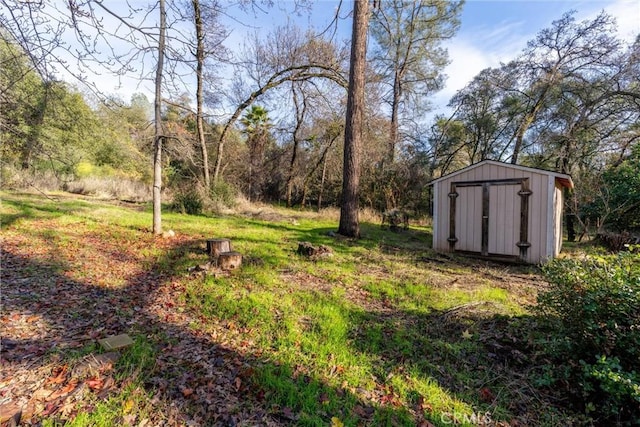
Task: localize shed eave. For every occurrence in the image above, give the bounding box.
[429,159,574,188]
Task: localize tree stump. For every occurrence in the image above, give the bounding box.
[297,242,333,258]
[218,251,242,270]
[207,238,232,258]
[297,242,316,256]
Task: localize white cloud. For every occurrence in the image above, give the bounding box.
[431,0,639,118]
[582,0,640,43]
[432,19,532,116]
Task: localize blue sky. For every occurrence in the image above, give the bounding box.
[221,0,639,118]
[435,0,639,110]
[43,0,639,117]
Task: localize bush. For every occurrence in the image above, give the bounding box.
[597,231,638,253]
[172,190,204,215]
[535,251,640,423]
[538,254,640,363]
[209,180,237,208]
[580,356,640,422]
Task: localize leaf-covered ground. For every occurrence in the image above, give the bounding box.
[1,192,577,426]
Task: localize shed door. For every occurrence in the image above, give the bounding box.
[454,186,482,252]
[449,178,531,260]
[487,184,521,257]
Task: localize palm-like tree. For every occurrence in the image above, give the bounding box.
[240,105,272,201]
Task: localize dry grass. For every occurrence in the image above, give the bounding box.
[1,167,64,192]
[65,176,151,202]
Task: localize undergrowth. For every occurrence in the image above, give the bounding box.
[534,249,640,424]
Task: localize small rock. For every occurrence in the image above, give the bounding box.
[98,334,134,351]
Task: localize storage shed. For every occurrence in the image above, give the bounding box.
[431,160,573,264]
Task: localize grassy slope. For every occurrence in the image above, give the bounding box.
[1,191,572,426]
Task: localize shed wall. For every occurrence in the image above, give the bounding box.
[433,163,553,263]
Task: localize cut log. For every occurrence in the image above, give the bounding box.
[218,251,242,270]
[207,238,232,258]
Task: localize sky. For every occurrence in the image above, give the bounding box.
[433,0,639,115]
[27,0,640,118]
[216,0,640,120]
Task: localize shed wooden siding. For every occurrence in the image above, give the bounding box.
[432,161,571,264]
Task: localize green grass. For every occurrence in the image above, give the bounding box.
[1,191,578,426]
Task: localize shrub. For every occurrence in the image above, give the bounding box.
[535,251,640,423]
[538,254,640,364]
[66,176,151,201]
[209,180,237,208]
[172,190,204,215]
[580,356,640,422]
[597,231,638,253]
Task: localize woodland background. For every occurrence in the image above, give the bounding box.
[1,1,639,236]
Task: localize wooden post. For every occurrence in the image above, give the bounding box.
[218,251,242,270]
[517,179,532,261]
[207,238,231,259]
[447,184,458,251]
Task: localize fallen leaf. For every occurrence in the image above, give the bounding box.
[47,379,78,401]
[462,329,473,339]
[282,407,296,420]
[0,402,21,424]
[331,417,344,427]
[353,405,374,418]
[41,401,59,417]
[234,377,242,391]
[181,387,194,397]
[86,376,104,391]
[47,365,68,385]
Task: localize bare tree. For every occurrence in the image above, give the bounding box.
[213,25,347,183]
[191,0,209,189]
[508,11,621,164]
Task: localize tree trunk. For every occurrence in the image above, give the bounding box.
[338,0,369,238]
[286,83,305,207]
[388,70,401,165]
[192,0,210,189]
[318,151,328,211]
[511,79,552,164]
[152,0,166,235]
